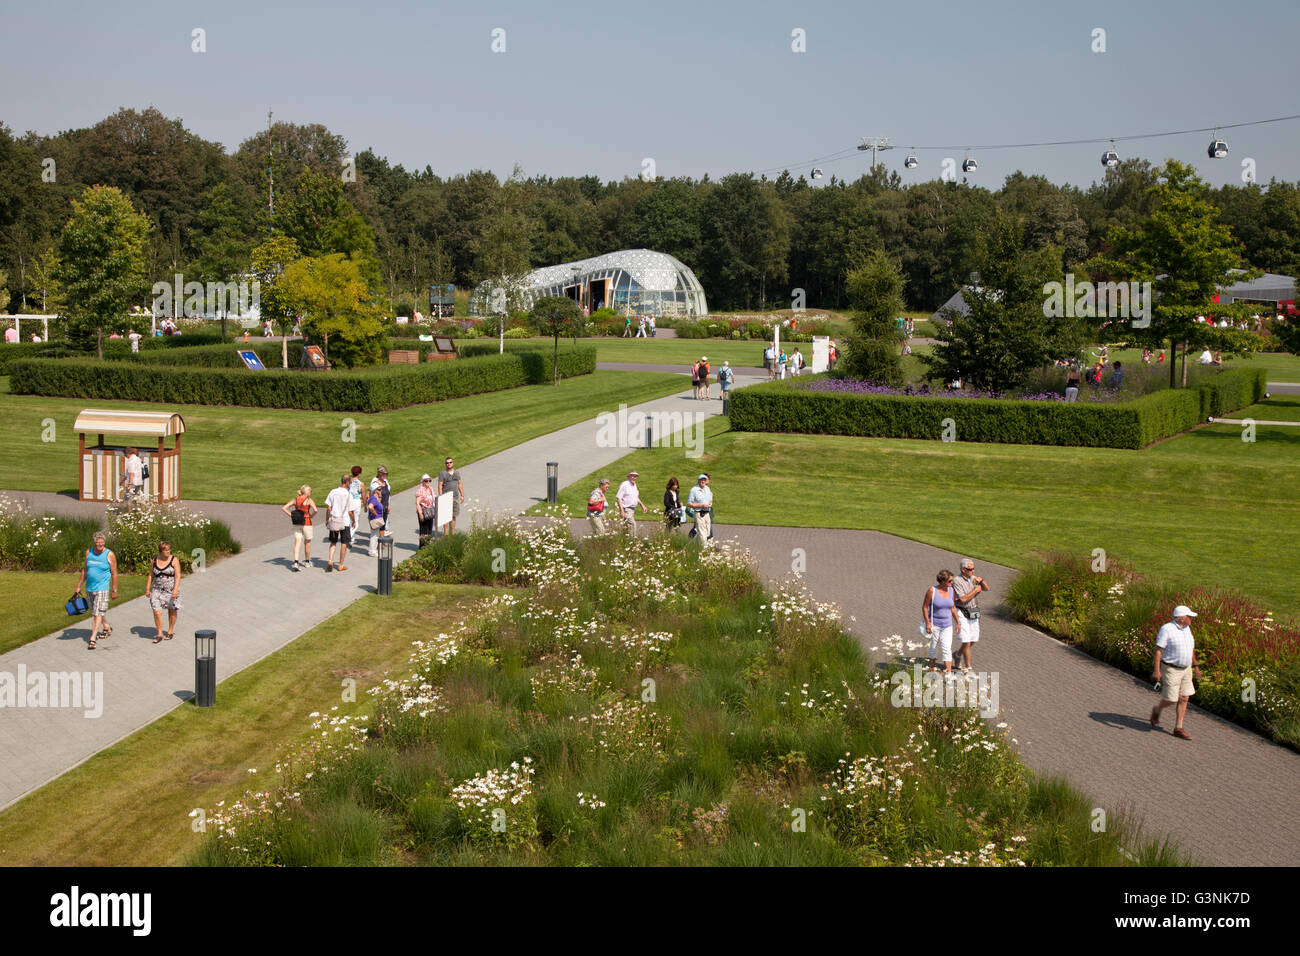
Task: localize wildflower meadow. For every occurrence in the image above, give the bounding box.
[191,519,1182,866]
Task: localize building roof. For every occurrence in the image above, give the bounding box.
[1219,270,1296,301]
[74,409,186,437]
[525,249,703,294]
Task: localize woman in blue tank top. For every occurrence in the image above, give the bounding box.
[922,569,964,674]
[75,532,118,649]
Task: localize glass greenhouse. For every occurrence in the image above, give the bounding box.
[469,249,708,317]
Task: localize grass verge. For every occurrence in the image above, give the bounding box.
[533,411,1300,617]
[0,370,685,504]
[0,583,488,865]
[0,570,148,655]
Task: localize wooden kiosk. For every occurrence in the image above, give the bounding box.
[75,409,186,503]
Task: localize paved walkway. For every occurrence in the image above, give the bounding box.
[4,375,1299,866]
[0,379,746,811]
[689,525,1300,867]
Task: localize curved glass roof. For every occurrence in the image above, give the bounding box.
[528,249,704,296]
[469,248,708,317]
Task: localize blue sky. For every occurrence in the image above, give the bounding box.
[4,0,1299,189]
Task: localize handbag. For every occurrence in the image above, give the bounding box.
[66,593,89,616]
[369,516,386,530]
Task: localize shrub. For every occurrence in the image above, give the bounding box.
[8,348,597,412]
[728,368,1265,449]
[1006,552,1300,749]
[0,495,238,574]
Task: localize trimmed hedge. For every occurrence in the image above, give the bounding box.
[0,334,223,374]
[132,341,304,368]
[8,348,597,413]
[728,368,1266,449]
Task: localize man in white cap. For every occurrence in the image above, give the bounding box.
[1151,605,1202,740]
[686,473,713,546]
[615,471,646,536]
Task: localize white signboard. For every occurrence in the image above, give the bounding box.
[436,491,453,530]
[811,336,830,373]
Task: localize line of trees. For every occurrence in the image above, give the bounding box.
[4,108,1300,319]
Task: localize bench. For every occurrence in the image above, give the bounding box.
[388,350,420,365]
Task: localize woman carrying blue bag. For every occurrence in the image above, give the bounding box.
[74,532,118,650]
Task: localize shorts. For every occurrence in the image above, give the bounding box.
[89,591,111,615]
[927,624,954,663]
[958,616,980,643]
[328,527,352,546]
[149,588,181,612]
[1162,663,1195,701]
[293,526,312,544]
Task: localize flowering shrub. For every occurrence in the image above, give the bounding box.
[0,495,237,573]
[450,760,538,849]
[1008,553,1300,748]
[572,699,673,762]
[105,501,239,574]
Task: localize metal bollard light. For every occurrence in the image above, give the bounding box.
[723,397,730,416]
[377,536,393,596]
[546,462,559,505]
[645,415,654,449]
[194,629,216,707]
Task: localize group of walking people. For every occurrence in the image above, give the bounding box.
[690,357,734,400]
[763,344,806,380]
[587,471,715,544]
[73,533,183,649]
[281,460,466,571]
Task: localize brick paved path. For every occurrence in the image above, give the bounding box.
[566,520,1300,866]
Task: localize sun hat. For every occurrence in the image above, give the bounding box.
[421,474,432,481]
[701,355,708,361]
[1173,605,1198,618]
[698,474,708,480]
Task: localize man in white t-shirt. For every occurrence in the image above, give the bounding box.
[615,471,647,536]
[128,329,142,353]
[1151,605,1201,740]
[1198,349,1214,365]
[323,474,355,571]
[122,447,144,506]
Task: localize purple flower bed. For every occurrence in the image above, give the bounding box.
[806,379,1060,401]
[803,379,1127,403]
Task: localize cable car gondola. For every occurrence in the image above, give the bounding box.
[811,167,824,180]
[1207,132,1228,159]
[904,149,918,169]
[1101,142,1119,167]
[962,155,978,173]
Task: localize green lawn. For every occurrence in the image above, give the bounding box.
[0,370,685,504]
[542,336,772,367]
[1232,395,1300,422]
[535,408,1300,618]
[0,570,148,655]
[0,583,488,865]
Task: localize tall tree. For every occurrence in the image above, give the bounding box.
[249,234,303,367]
[841,249,906,385]
[700,174,790,310]
[281,253,383,367]
[193,183,254,341]
[1088,160,1259,387]
[923,220,1078,392]
[54,185,151,358]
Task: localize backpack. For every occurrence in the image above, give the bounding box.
[141,461,150,480]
